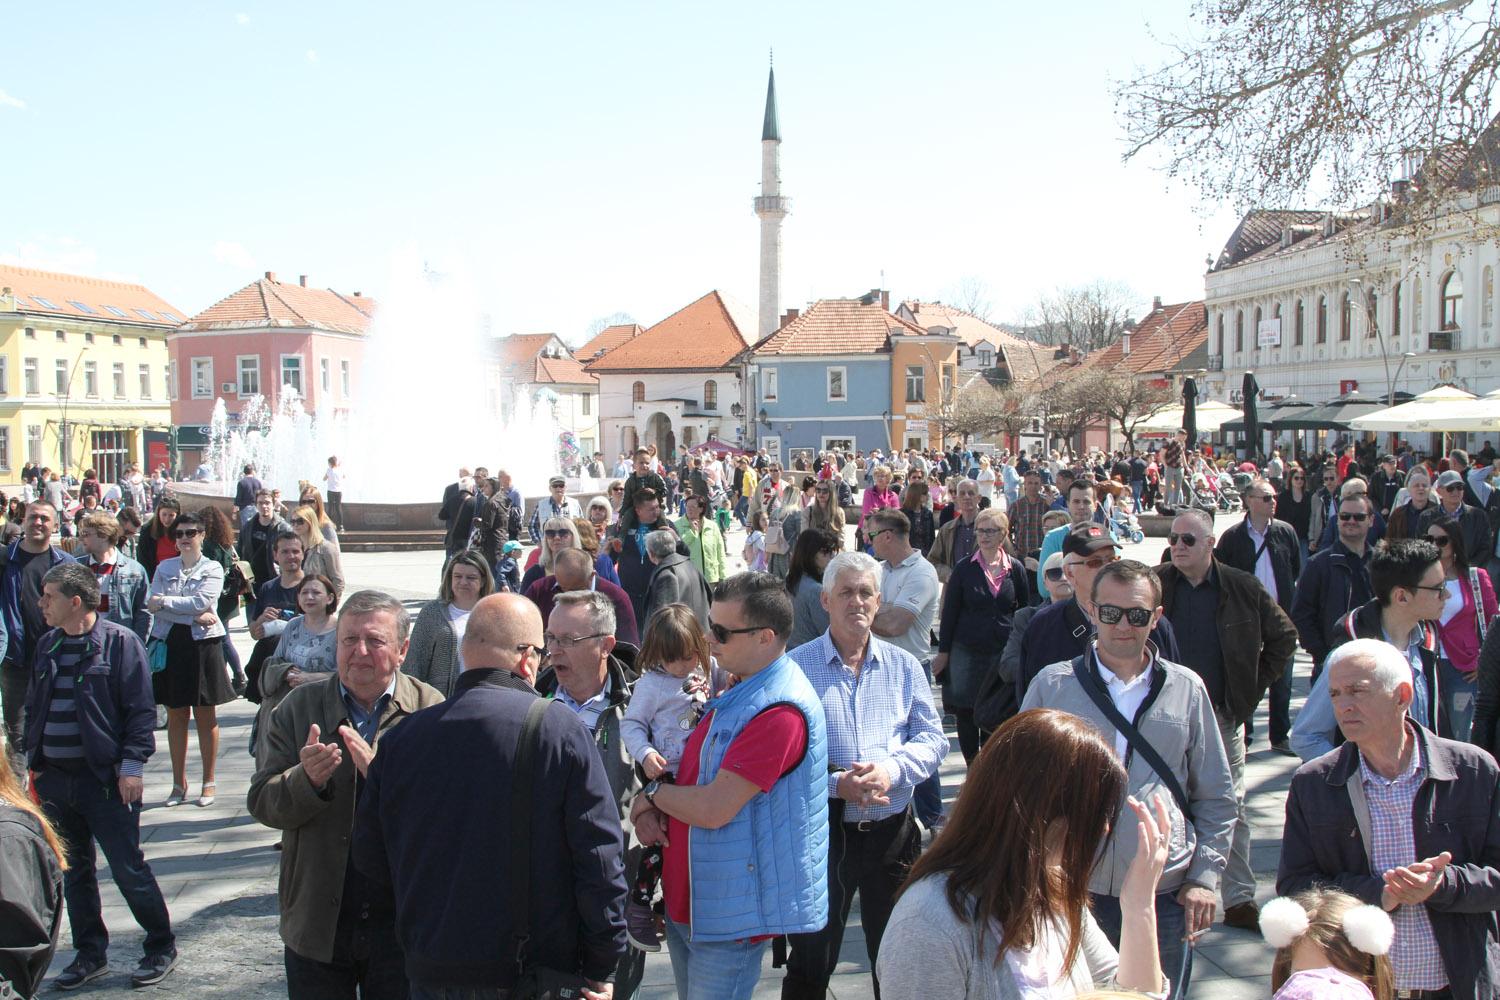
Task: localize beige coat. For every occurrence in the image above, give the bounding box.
[246,670,443,963]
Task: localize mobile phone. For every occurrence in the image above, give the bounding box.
[280,609,297,621]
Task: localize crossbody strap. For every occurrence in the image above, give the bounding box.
[508,697,552,974]
[1470,568,1488,646]
[1072,652,1195,823]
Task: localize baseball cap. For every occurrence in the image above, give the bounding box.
[501,540,522,555]
[548,475,566,488]
[1436,470,1464,489]
[1061,523,1119,558]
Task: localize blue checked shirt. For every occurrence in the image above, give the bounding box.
[789,631,947,823]
[1359,733,1447,991]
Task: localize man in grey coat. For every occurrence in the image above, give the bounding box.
[1021,559,1236,1000]
[643,529,711,629]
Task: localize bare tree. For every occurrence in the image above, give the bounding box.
[1044,372,1106,453]
[945,276,994,321]
[1091,373,1175,451]
[1028,281,1137,354]
[943,378,1040,446]
[1115,0,1500,214]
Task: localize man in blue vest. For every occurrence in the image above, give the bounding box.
[629,573,829,1000]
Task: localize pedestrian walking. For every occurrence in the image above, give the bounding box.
[0,501,75,770]
[323,456,345,532]
[1291,493,1376,680]
[1426,514,1496,743]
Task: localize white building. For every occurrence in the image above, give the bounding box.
[492,333,600,461]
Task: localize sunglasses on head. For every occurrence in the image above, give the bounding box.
[1168,532,1199,547]
[1339,512,1369,522]
[1095,604,1153,627]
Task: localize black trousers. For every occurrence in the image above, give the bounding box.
[781,806,921,1000]
[284,908,407,1000]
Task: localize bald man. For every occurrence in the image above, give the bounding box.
[352,592,628,998]
[523,547,639,645]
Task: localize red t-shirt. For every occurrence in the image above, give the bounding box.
[662,704,808,927]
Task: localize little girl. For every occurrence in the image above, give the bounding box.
[619,605,726,953]
[1262,888,1394,1000]
[744,510,768,572]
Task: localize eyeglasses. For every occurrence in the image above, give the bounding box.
[1247,493,1275,502]
[1291,474,1305,480]
[515,643,551,665]
[1095,604,1154,627]
[1044,567,1065,581]
[1427,535,1452,547]
[610,486,624,493]
[293,517,309,525]
[543,631,608,649]
[975,527,1004,536]
[173,528,200,539]
[1168,532,1199,547]
[1065,553,1116,571]
[1410,584,1448,596]
[1338,512,1369,522]
[865,528,891,542]
[1442,484,1465,493]
[543,528,572,538]
[709,622,766,643]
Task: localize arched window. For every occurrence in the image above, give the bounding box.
[1317,296,1328,343]
[1216,314,1224,355]
[1340,293,1352,341]
[1441,270,1463,330]
[631,381,645,404]
[1294,300,1304,345]
[1392,284,1402,343]
[1484,267,1494,327]
[1413,282,1423,337]
[1235,310,1244,352]
[702,379,718,410]
[1253,306,1262,349]
[1366,291,1378,338]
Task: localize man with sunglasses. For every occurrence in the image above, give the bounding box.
[1290,539,1447,762]
[1022,559,1236,999]
[1418,470,1492,569]
[1292,493,1378,683]
[1306,465,1342,554]
[1313,477,1387,553]
[629,574,829,1000]
[1158,508,1297,931]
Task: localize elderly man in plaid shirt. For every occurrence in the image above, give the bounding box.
[1279,638,1500,1000]
[784,551,946,1000]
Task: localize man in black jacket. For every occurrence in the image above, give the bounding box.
[0,501,74,768]
[351,593,626,999]
[1419,470,1492,569]
[1216,477,1304,753]
[1369,454,1403,517]
[1290,494,1375,680]
[1279,638,1500,1000]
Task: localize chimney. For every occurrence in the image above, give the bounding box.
[781,308,799,325]
[880,290,890,312]
[299,275,308,287]
[353,291,362,297]
[1152,295,1162,311]
[264,271,277,282]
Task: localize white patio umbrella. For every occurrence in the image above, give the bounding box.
[1348,386,1480,432]
[1135,400,1240,434]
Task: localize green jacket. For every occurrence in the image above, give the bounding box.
[674,515,727,584]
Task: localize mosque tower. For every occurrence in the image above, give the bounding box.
[753,64,789,341]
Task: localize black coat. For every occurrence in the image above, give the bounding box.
[1214,516,1304,612]
[453,494,522,567]
[1289,541,1374,670]
[1419,501,1494,570]
[351,668,627,989]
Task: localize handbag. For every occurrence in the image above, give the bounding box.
[508,697,592,1000]
[146,637,169,673]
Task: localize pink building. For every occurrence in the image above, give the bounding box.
[169,272,373,467]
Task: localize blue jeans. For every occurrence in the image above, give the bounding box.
[1090,890,1191,1000]
[1440,657,1477,743]
[34,767,175,963]
[665,918,768,1000]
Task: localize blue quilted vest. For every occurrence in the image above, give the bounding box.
[687,652,829,942]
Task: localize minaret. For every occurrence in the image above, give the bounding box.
[753,64,789,341]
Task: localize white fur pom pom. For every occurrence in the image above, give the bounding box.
[1341,904,1394,956]
[1260,897,1310,949]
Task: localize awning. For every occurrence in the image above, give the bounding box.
[1221,399,1317,434]
[1274,392,1411,431]
[1348,386,1486,432]
[1134,400,1240,434]
[690,437,749,456]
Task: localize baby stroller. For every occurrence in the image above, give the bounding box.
[1188,472,1221,516]
[1216,470,1243,513]
[1110,505,1145,545]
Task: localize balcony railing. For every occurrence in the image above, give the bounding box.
[1207,356,1224,371]
[1429,329,1459,351]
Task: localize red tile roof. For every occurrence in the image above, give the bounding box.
[576,323,645,362]
[179,274,375,335]
[536,353,596,385]
[899,301,1060,385]
[585,290,753,372]
[0,263,185,327]
[493,333,598,386]
[1089,301,1208,375]
[751,297,916,356]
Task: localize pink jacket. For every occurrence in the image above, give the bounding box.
[859,487,899,529]
[1437,567,1498,674]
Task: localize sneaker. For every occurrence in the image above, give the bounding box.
[130,950,178,988]
[624,901,661,952]
[1270,740,1298,757]
[54,957,109,990]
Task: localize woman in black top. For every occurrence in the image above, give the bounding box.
[901,482,936,555]
[1277,464,1312,545]
[932,507,1030,764]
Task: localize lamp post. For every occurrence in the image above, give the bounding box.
[53,347,88,478]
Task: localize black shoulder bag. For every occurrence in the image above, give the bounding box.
[509,697,593,1000]
[1071,653,1195,823]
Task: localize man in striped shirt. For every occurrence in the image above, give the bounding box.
[25,562,175,990]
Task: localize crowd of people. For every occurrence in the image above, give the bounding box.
[6,433,1500,1000]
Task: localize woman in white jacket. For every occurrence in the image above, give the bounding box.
[146,511,233,808]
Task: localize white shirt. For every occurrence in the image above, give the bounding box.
[447,602,472,670]
[1096,651,1153,760]
[880,550,940,663]
[325,466,344,492]
[1244,517,1278,604]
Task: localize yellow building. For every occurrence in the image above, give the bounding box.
[888,327,960,453]
[0,265,181,483]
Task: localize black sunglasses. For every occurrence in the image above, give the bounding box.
[1338,512,1369,522]
[1044,567,1065,581]
[1442,484,1465,493]
[543,528,572,538]
[173,528,200,539]
[1427,534,1452,547]
[709,622,765,643]
[1168,532,1198,547]
[1095,604,1153,627]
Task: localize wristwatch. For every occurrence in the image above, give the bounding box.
[643,779,662,805]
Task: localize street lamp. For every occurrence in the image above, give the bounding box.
[1348,277,1409,408]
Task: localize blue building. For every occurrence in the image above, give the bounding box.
[741,294,923,466]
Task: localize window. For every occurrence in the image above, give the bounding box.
[25,426,41,465]
[0,357,8,395]
[762,368,778,402]
[827,366,847,401]
[1413,282,1423,337]
[906,364,925,402]
[133,309,156,322]
[1294,300,1304,345]
[1252,306,1262,349]
[0,427,12,472]
[340,360,351,397]
[111,362,124,398]
[68,301,96,316]
[1393,283,1403,342]
[89,431,128,483]
[54,359,68,395]
[978,348,993,368]
[111,331,124,340]
[191,357,213,398]
[1317,296,1328,343]
[1234,310,1243,352]
[83,361,98,398]
[1340,293,1352,340]
[55,330,64,342]
[280,355,303,395]
[632,381,645,404]
[1215,314,1224,354]
[237,356,260,396]
[84,333,94,344]
[32,297,58,310]
[23,359,37,396]
[138,337,146,347]
[702,379,718,410]
[1442,270,1463,329]
[581,391,591,416]
[1366,291,1378,338]
[320,358,331,393]
[167,361,177,401]
[23,327,34,339]
[1486,268,1495,327]
[138,363,151,398]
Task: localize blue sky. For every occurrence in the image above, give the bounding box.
[0,1,1247,343]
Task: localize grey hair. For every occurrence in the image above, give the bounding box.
[553,590,616,638]
[339,590,412,642]
[821,551,882,596]
[1173,507,1214,536]
[44,562,100,609]
[1325,638,1412,694]
[646,529,678,560]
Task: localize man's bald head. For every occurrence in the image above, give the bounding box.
[462,594,546,685]
[554,547,594,591]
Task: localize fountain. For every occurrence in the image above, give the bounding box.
[172,253,594,548]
